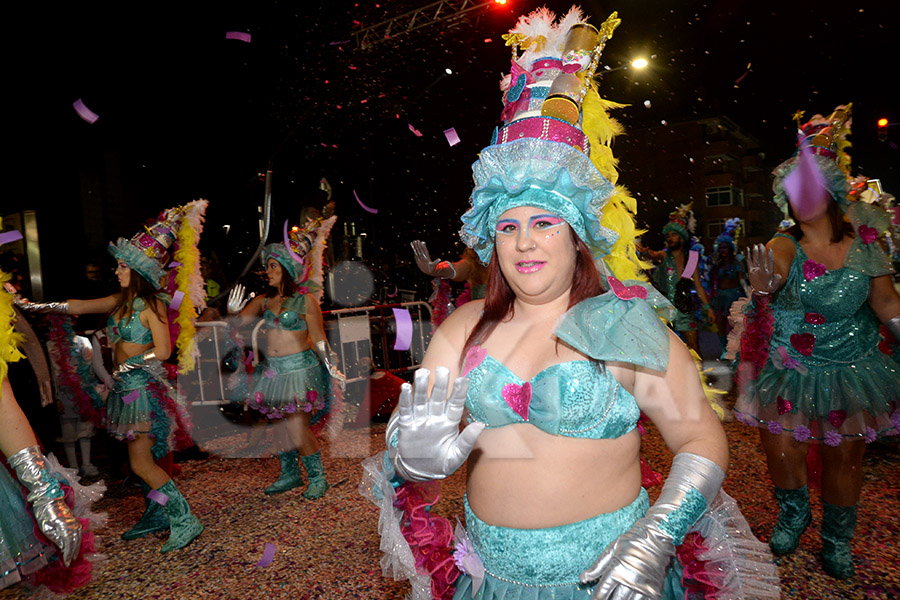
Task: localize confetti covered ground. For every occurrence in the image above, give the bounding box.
[5,402,898,600]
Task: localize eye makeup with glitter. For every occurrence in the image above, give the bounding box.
[495,219,521,235]
[528,214,565,230]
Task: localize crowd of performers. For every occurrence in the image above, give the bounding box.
[365,7,900,600]
[1,197,345,593]
[2,6,900,600]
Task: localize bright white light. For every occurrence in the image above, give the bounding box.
[632,58,649,69]
[445,68,453,75]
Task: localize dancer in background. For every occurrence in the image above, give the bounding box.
[735,105,900,579]
[638,204,715,357]
[707,218,746,355]
[228,214,343,499]
[15,201,208,553]
[364,9,778,600]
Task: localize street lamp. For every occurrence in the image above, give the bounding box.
[602,57,650,74]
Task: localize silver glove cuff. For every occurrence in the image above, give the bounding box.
[314,340,340,375]
[385,411,437,482]
[646,452,725,544]
[15,299,70,314]
[7,446,65,503]
[885,315,900,343]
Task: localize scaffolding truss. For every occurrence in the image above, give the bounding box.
[354,0,493,49]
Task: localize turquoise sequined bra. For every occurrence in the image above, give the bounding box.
[107,297,154,344]
[263,294,307,331]
[464,283,674,439]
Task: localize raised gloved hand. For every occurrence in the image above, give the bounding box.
[580,453,725,600]
[386,367,484,482]
[111,349,159,380]
[314,340,346,392]
[411,240,456,279]
[7,446,82,567]
[227,284,249,315]
[746,244,783,296]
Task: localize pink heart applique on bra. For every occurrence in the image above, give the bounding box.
[802,260,827,281]
[501,382,532,421]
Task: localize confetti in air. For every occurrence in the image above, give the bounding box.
[443,127,460,146]
[354,190,378,214]
[73,99,99,124]
[408,124,423,137]
[225,31,251,43]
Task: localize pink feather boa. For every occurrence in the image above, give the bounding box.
[737,294,773,391]
[395,481,460,600]
[46,315,106,427]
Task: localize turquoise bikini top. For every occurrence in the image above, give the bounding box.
[464,282,674,439]
[107,297,154,345]
[263,294,307,331]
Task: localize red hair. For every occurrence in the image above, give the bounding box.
[460,232,602,367]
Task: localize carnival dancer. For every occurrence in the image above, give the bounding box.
[734,105,900,579]
[638,204,715,357]
[707,218,747,354]
[228,214,344,499]
[2,226,103,592]
[362,8,778,600]
[15,201,208,553]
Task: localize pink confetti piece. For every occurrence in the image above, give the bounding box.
[0,230,24,246]
[73,98,99,124]
[122,390,140,405]
[329,40,350,45]
[256,543,277,567]
[168,261,182,268]
[408,124,423,137]
[147,488,169,506]
[225,31,251,43]
[681,250,699,279]
[169,290,184,311]
[783,140,829,221]
[484,38,492,43]
[354,190,378,214]
[392,308,413,351]
[443,127,460,146]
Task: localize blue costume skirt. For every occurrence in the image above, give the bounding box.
[0,466,49,589]
[106,368,185,460]
[248,349,332,424]
[711,287,742,317]
[453,491,685,600]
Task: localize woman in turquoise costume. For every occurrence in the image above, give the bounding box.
[363,8,778,600]
[15,202,208,553]
[228,215,343,499]
[707,218,746,352]
[735,105,900,579]
[2,225,102,592]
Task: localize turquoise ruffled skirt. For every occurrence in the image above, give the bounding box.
[0,467,49,589]
[453,491,685,600]
[737,349,900,444]
[248,349,331,424]
[106,368,176,460]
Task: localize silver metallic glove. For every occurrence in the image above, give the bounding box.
[411,240,456,278]
[885,315,900,343]
[314,339,346,392]
[387,367,484,482]
[111,349,159,380]
[746,244,783,296]
[581,453,725,600]
[13,297,70,314]
[227,284,249,315]
[7,446,82,567]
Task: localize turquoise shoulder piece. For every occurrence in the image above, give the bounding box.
[554,284,672,371]
[845,202,894,277]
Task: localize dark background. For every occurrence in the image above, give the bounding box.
[5,0,898,299]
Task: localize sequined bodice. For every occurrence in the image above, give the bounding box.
[655,253,679,299]
[263,294,307,331]
[107,298,153,345]
[465,352,640,439]
[770,234,880,367]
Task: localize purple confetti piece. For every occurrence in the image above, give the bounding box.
[168,261,182,268]
[0,230,24,246]
[329,39,350,45]
[680,250,699,279]
[225,31,251,43]
[443,127,460,146]
[392,308,413,351]
[354,190,378,214]
[122,390,140,405]
[783,139,829,221]
[147,488,169,506]
[408,123,423,137]
[256,542,277,567]
[73,98,99,124]
[169,290,184,311]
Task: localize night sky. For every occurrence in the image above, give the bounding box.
[6,0,898,297]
